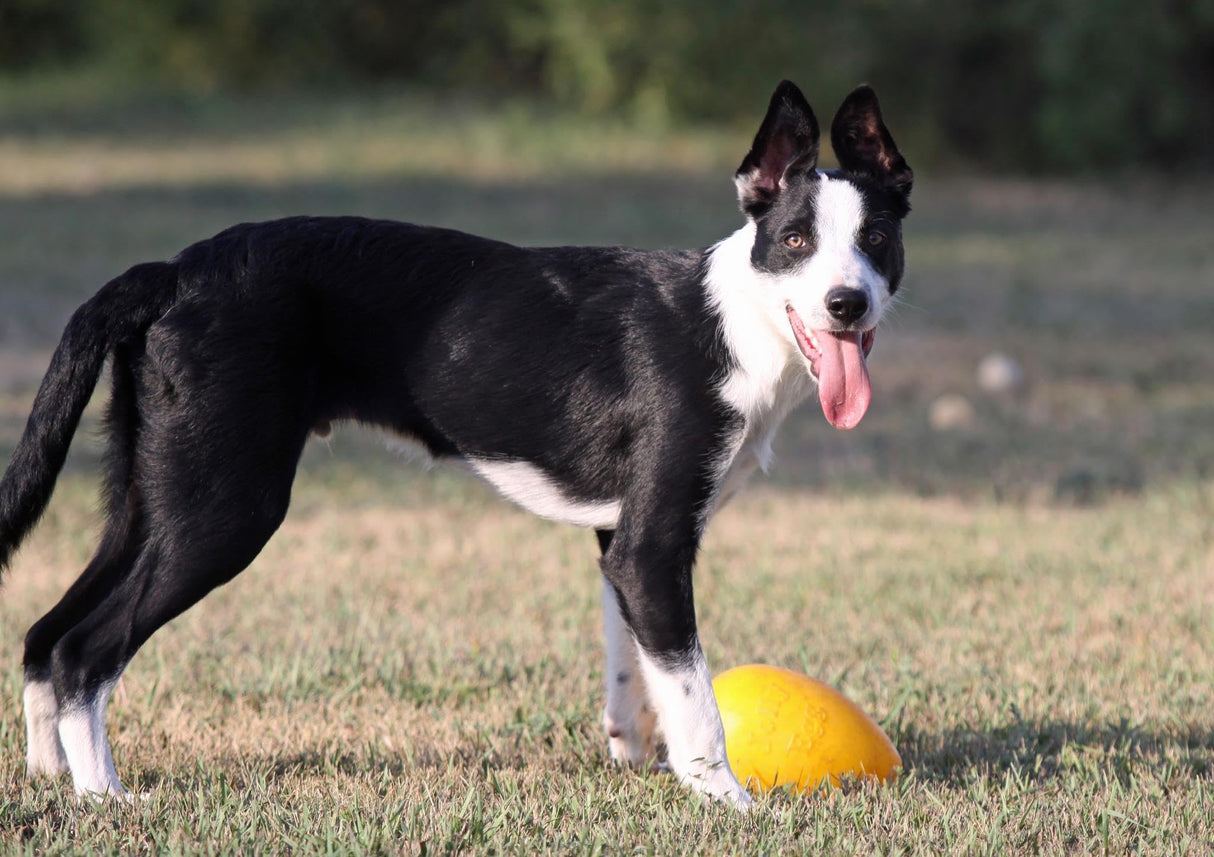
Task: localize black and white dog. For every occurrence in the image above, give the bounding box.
[0,81,911,806]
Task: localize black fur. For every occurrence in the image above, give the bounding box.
[735,80,821,218]
[1,216,741,699]
[830,85,914,213]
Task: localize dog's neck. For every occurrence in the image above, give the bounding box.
[705,223,812,417]
[703,222,813,473]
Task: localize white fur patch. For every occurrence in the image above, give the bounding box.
[467,458,621,528]
[597,577,655,762]
[634,643,750,807]
[701,223,812,522]
[24,678,69,778]
[58,679,127,797]
[600,579,657,766]
[800,176,891,330]
[704,221,807,422]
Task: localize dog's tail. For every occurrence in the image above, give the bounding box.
[0,262,179,574]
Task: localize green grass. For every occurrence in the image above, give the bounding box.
[1,87,1212,853]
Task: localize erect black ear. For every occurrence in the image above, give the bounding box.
[830,85,913,204]
[735,80,820,217]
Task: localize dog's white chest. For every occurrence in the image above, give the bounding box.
[707,366,811,520]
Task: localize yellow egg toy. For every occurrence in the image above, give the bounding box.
[713,664,901,793]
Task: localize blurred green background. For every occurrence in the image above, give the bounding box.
[1,3,1212,504]
[3,0,1213,172]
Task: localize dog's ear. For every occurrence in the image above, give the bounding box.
[830,85,912,204]
[735,81,820,217]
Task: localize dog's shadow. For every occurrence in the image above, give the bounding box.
[898,717,1214,785]
[137,736,565,793]
[134,716,1213,794]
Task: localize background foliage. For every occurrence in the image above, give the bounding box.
[2,0,1212,172]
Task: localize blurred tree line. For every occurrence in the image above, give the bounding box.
[2,0,1211,172]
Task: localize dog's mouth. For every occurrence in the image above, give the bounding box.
[786,305,874,430]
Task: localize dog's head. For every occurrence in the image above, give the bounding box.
[734,81,912,429]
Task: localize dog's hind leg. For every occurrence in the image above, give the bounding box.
[596,530,658,767]
[22,677,68,778]
[49,333,310,796]
[50,529,283,797]
[22,347,143,780]
[22,526,139,780]
[49,467,297,797]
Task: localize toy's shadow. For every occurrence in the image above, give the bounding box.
[900,718,1214,784]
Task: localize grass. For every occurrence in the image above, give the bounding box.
[1,86,1213,853]
[2,479,1211,853]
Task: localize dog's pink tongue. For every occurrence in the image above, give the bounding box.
[816,329,872,429]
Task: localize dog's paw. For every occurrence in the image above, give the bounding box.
[603,703,658,768]
[670,755,753,810]
[74,781,142,805]
[698,776,753,811]
[26,746,70,779]
[23,680,70,779]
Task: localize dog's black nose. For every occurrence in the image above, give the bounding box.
[825,288,869,325]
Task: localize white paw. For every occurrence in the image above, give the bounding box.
[700,776,754,810]
[604,703,658,768]
[75,781,135,803]
[26,745,70,779]
[678,758,753,810]
[24,679,69,778]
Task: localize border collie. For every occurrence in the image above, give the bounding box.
[0,81,911,806]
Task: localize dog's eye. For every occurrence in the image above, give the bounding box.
[783,233,806,250]
[866,230,886,248]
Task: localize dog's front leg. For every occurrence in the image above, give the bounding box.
[599,520,751,808]
[596,529,658,767]
[600,573,659,766]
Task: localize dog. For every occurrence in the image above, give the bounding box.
[0,80,911,806]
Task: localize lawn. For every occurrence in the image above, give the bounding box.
[0,88,1212,854]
